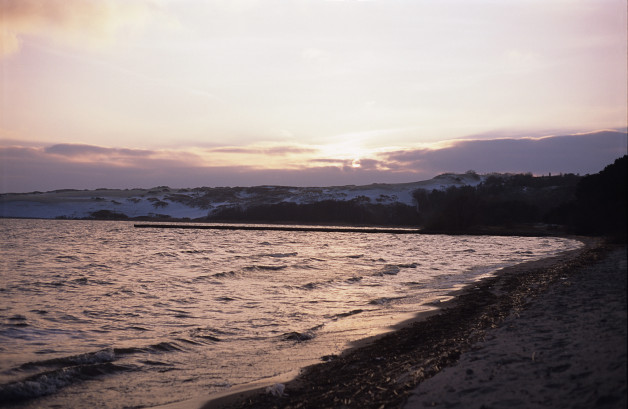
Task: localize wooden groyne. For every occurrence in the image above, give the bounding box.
[133,224,422,234]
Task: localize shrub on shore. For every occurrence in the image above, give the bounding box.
[571,155,627,240]
[413,156,626,239]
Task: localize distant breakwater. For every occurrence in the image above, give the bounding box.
[134,223,422,234]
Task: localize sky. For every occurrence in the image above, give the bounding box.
[1,0,627,193]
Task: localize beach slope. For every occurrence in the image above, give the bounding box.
[405,245,627,409]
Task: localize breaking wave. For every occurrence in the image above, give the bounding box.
[0,362,133,403]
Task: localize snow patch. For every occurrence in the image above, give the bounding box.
[0,174,485,220]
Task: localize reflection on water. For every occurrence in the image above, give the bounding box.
[0,219,581,408]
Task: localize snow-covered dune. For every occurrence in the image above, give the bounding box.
[0,173,484,220]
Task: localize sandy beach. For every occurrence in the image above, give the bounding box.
[172,238,626,409]
[405,244,627,409]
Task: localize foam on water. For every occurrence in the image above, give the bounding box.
[0,219,582,408]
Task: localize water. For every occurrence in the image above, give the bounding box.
[0,219,581,408]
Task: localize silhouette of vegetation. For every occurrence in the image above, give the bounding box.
[413,157,626,238]
[569,155,627,239]
[413,173,581,232]
[89,210,129,220]
[152,200,169,209]
[206,199,420,226]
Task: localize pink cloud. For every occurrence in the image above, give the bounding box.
[0,144,418,192]
[382,130,628,176]
[0,0,158,57]
[208,146,317,156]
[1,130,625,193]
[44,144,153,158]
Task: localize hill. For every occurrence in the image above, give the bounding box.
[0,173,483,222]
[2,157,625,237]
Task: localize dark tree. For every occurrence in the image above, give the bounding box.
[571,155,627,239]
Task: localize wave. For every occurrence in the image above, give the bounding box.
[0,362,132,403]
[6,315,28,327]
[139,359,172,367]
[369,296,405,305]
[70,277,114,286]
[211,271,238,279]
[191,274,215,282]
[29,276,115,290]
[166,308,195,319]
[298,277,340,290]
[18,349,116,370]
[189,326,229,342]
[2,349,133,403]
[300,282,320,290]
[175,337,203,346]
[282,331,314,342]
[328,309,364,320]
[152,251,179,258]
[149,341,183,352]
[127,325,150,331]
[180,249,211,254]
[299,274,367,291]
[263,252,298,258]
[54,255,80,263]
[375,265,401,276]
[84,263,111,269]
[244,265,288,271]
[113,341,184,355]
[216,296,237,302]
[281,323,324,342]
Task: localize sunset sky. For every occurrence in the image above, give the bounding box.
[1,0,627,192]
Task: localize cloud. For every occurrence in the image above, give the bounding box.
[309,158,349,165]
[0,144,209,192]
[0,142,413,192]
[0,144,410,192]
[1,130,626,193]
[0,0,159,57]
[382,130,628,176]
[9,143,204,170]
[309,158,384,171]
[44,144,153,158]
[351,158,380,170]
[208,145,317,156]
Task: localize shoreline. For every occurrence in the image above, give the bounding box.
[156,236,606,409]
[404,243,626,408]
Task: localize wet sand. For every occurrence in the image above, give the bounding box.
[160,238,626,409]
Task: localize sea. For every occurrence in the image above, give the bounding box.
[0,219,582,408]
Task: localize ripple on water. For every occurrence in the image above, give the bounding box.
[0,219,583,408]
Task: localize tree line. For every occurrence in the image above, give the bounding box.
[206,199,420,226]
[413,156,626,239]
